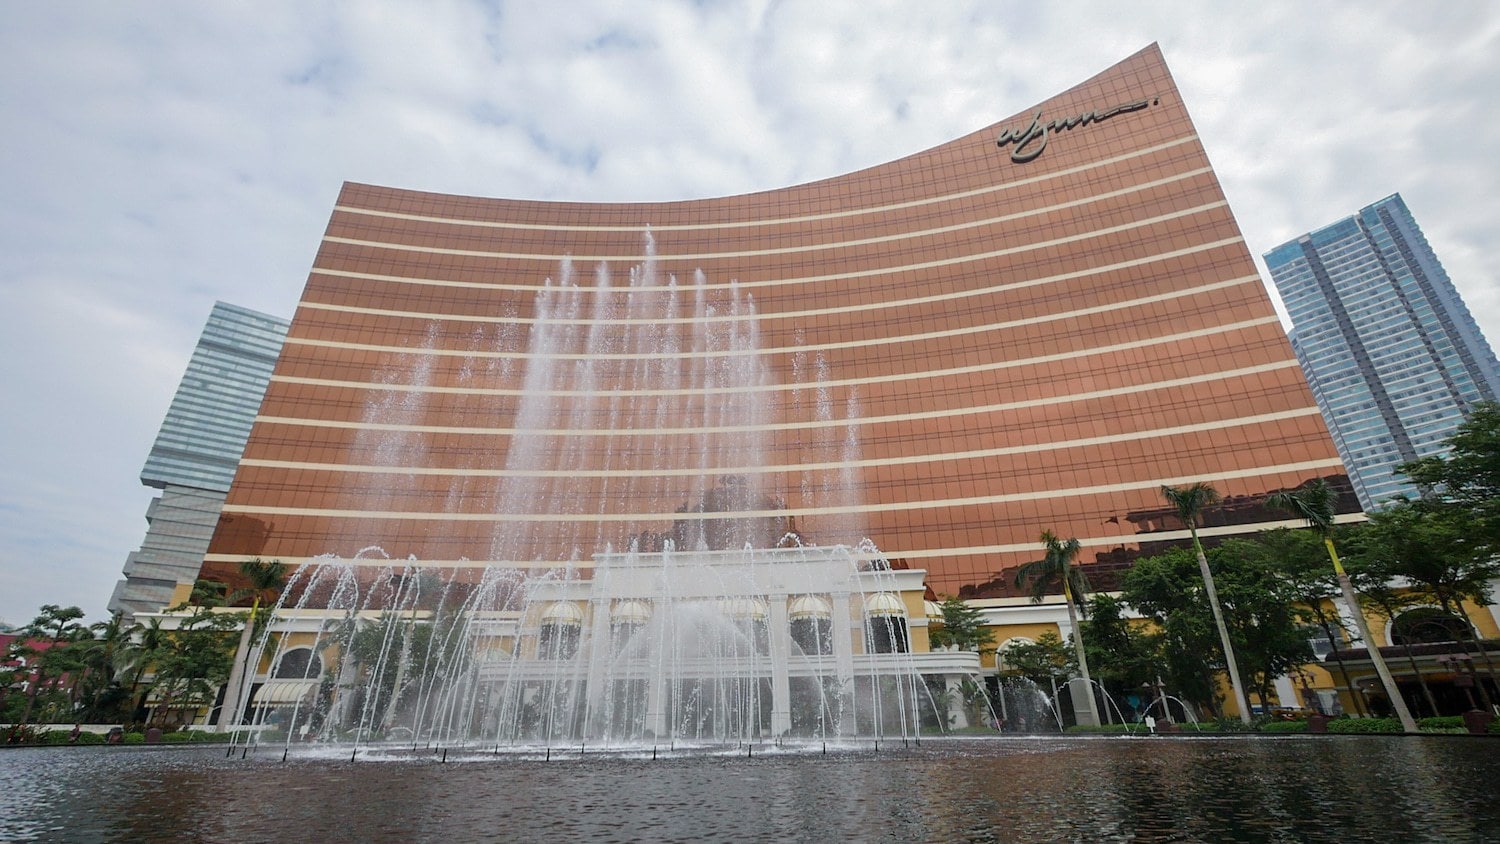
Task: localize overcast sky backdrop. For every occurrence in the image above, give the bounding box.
[2,2,1497,626]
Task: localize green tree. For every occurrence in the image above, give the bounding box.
[1212,538,1320,710]
[1160,483,1252,724]
[219,558,288,728]
[71,612,140,722]
[1000,632,1076,692]
[1354,500,1500,710]
[12,605,86,726]
[1266,479,1418,730]
[927,596,996,654]
[1080,594,1162,712]
[1341,544,1443,717]
[1398,400,1500,554]
[1254,527,1367,716]
[148,585,241,728]
[119,617,170,723]
[1123,543,1315,718]
[1014,531,1099,725]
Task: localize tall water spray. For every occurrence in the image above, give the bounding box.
[233,237,946,754]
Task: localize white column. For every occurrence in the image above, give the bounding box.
[582,596,613,739]
[831,592,856,736]
[216,618,256,730]
[1055,616,1097,727]
[646,665,667,740]
[945,676,970,729]
[1273,675,1299,709]
[768,598,791,736]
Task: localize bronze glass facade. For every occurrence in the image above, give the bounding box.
[202,44,1356,597]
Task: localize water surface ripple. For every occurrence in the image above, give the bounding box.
[1,736,1495,842]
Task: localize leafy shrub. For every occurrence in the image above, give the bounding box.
[122,732,145,745]
[39,730,107,745]
[1418,716,1465,730]
[1257,720,1307,733]
[1414,715,1500,734]
[1326,717,1403,734]
[1062,723,1144,734]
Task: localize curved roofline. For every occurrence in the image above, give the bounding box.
[338,43,1167,213]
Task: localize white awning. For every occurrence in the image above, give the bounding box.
[252,680,319,706]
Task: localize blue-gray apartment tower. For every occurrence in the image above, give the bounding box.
[108,302,289,619]
[1264,194,1500,509]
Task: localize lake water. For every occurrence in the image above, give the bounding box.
[2,736,1496,842]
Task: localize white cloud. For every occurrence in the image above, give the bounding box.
[1,0,1497,623]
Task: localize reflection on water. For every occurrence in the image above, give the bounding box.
[1,736,1496,842]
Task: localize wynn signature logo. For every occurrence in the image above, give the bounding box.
[995,97,1158,163]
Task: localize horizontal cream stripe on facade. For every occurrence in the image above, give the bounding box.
[219,458,1344,523]
[272,316,1282,398]
[254,359,1302,437]
[300,233,1241,329]
[322,199,1229,265]
[284,274,1263,363]
[310,229,1245,297]
[324,167,1211,267]
[333,136,1203,233]
[197,514,1365,570]
[241,406,1324,478]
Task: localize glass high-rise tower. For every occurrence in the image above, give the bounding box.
[1264,194,1500,509]
[109,301,289,619]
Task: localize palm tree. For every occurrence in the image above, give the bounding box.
[1014,531,1100,726]
[121,617,169,722]
[1160,483,1252,724]
[73,613,139,719]
[218,558,288,729]
[1266,479,1418,732]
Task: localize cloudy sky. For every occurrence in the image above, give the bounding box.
[2,2,1498,626]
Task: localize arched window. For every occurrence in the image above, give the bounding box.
[1391,608,1473,645]
[718,597,771,656]
[539,602,583,659]
[272,648,322,679]
[864,593,908,654]
[789,595,833,655]
[610,600,652,656]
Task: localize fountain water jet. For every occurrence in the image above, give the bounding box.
[229,239,982,755]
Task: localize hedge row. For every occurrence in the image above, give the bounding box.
[16,729,231,746]
[1061,717,1500,735]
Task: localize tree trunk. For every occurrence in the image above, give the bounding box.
[1189,528,1252,724]
[1316,614,1366,716]
[1449,596,1500,711]
[1062,582,1099,727]
[1327,539,1417,732]
[217,606,259,730]
[1399,641,1439,718]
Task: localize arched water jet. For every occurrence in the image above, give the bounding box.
[229,242,982,756]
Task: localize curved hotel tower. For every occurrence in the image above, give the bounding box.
[201,44,1355,600]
